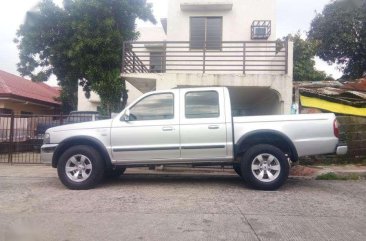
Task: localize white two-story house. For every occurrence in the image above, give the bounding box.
[78,0,293,116]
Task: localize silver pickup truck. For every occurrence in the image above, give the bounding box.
[41,87,347,190]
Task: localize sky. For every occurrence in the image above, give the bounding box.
[0,0,342,87]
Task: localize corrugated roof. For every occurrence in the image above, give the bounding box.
[0,70,60,105]
[343,78,366,91]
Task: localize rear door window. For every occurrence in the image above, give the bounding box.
[185,91,219,118]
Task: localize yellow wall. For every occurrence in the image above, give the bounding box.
[300,95,366,117]
[0,100,59,115]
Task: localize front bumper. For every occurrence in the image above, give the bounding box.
[40,144,58,164]
[336,145,348,155]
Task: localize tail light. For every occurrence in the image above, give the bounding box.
[333,119,340,138]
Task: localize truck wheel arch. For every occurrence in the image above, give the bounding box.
[52,136,112,169]
[235,130,298,162]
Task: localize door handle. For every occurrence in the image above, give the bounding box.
[162,126,174,131]
[208,125,219,130]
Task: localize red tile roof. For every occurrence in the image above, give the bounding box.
[0,70,60,106]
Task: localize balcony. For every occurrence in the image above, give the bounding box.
[122,41,289,75]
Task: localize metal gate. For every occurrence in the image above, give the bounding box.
[0,113,108,164]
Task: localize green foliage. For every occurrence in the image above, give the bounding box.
[282,33,327,81]
[15,0,155,114]
[309,0,366,79]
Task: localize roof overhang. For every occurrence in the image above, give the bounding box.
[180,0,233,11]
[0,94,61,108]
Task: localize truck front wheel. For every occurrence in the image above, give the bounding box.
[241,144,289,190]
[57,145,105,190]
[233,164,242,177]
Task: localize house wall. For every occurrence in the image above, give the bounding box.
[131,0,281,75]
[167,0,276,41]
[80,0,293,114]
[77,82,143,112]
[0,100,59,115]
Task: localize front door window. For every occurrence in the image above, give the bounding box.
[129,93,174,121]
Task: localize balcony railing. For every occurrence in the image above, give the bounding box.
[122,41,288,74]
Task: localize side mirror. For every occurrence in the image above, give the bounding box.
[123,109,130,122]
[122,110,130,122]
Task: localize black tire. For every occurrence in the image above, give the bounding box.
[233,164,242,177]
[104,167,126,179]
[241,144,289,191]
[57,145,105,190]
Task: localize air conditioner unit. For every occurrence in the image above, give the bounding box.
[254,27,267,38]
[251,20,271,40]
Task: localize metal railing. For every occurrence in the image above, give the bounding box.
[122,41,288,74]
[0,114,110,164]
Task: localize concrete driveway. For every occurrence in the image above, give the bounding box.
[0,165,365,241]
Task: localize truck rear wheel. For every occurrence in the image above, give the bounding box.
[241,144,289,190]
[57,145,105,190]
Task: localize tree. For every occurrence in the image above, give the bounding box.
[280,33,327,81]
[15,0,155,114]
[309,0,366,79]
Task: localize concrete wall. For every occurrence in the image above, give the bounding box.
[80,0,293,113]
[167,0,276,41]
[77,82,143,112]
[137,26,166,41]
[137,0,277,42]
[132,0,279,74]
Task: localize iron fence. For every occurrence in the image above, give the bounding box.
[122,41,289,74]
[0,113,110,164]
[337,115,366,157]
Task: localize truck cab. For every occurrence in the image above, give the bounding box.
[111,87,233,164]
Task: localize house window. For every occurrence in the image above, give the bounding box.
[190,17,222,50]
[251,20,271,40]
[185,91,220,118]
[150,52,164,73]
[20,111,33,117]
[0,108,12,115]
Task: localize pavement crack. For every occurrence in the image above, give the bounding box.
[237,207,261,241]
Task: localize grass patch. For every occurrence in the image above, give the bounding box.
[316,172,361,180]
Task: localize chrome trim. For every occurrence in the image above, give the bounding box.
[40,144,58,164]
[113,146,180,152]
[336,146,348,155]
[112,157,233,165]
[181,145,226,150]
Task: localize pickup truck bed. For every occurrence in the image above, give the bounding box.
[234,114,340,157]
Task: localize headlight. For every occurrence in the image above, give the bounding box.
[43,133,50,144]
